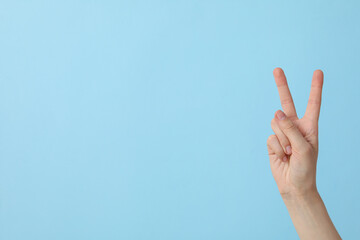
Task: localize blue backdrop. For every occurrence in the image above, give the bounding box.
[1,1,359,239]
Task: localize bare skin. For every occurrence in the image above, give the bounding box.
[266,68,341,240]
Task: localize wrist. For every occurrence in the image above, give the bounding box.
[281,188,320,206]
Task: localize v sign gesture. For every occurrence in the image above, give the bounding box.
[267,68,323,196]
[267,68,341,240]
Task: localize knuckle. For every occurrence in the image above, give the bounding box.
[267,135,276,146]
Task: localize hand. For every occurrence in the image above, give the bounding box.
[267,68,324,197]
[267,68,341,240]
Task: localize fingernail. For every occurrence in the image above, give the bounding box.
[276,110,286,120]
[286,146,292,155]
[282,156,288,162]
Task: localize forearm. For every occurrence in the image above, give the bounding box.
[282,190,341,240]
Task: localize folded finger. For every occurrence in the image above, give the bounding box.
[267,134,288,162]
[271,118,292,155]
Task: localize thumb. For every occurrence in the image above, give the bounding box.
[274,110,309,151]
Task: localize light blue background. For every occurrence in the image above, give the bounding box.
[0,1,359,239]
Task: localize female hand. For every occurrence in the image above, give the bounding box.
[267,67,323,197]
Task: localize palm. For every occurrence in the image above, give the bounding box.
[269,68,323,195]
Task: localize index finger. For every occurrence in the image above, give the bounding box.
[273,68,298,119]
